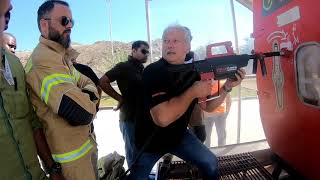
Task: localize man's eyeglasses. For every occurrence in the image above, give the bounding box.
[141,49,149,55]
[44,16,74,27]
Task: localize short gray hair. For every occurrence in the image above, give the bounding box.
[162,24,193,43]
[37,0,69,31]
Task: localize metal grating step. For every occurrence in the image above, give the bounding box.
[156,152,273,180]
[218,152,273,180]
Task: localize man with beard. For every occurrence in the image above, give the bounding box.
[26,1,99,179]
[99,40,149,167]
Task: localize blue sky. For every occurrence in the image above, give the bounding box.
[7,0,252,51]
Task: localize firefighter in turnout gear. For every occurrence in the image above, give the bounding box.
[25,1,99,179]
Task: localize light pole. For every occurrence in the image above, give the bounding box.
[229,0,242,144]
[107,0,114,59]
[145,0,153,62]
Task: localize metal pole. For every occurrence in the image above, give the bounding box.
[229,0,242,144]
[107,0,114,59]
[145,0,153,62]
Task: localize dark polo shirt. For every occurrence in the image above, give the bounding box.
[135,58,200,153]
[105,56,145,122]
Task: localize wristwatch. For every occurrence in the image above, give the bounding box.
[223,85,232,93]
[47,162,62,174]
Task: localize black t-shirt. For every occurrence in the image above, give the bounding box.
[105,56,144,122]
[135,58,200,153]
[73,63,99,86]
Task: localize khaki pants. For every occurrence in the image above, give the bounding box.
[61,146,98,180]
[203,113,228,147]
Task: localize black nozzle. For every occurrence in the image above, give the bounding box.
[252,59,258,74]
[260,57,267,76]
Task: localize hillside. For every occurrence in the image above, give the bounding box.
[15,38,254,77]
[16,39,162,78]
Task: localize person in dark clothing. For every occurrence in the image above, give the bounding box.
[99,40,149,167]
[69,50,101,180]
[69,49,101,110]
[128,24,245,180]
[73,62,99,86]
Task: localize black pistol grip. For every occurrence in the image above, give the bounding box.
[252,59,258,74]
[260,57,267,76]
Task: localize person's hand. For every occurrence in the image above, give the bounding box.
[113,98,123,111]
[50,173,66,180]
[191,80,212,98]
[224,68,246,90]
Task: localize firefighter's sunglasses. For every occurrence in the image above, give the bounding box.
[44,16,74,27]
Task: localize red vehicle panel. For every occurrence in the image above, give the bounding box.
[253,0,320,178]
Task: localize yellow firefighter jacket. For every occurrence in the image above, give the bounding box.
[25,37,98,166]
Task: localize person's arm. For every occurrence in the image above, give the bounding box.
[150,80,212,127]
[33,129,52,166]
[75,68,99,104]
[33,129,65,180]
[26,67,97,126]
[189,104,206,142]
[99,75,122,102]
[73,63,102,110]
[96,86,102,108]
[203,69,245,112]
[100,64,125,110]
[58,73,98,126]
[225,93,232,113]
[29,96,65,179]
[189,104,203,127]
[201,86,229,112]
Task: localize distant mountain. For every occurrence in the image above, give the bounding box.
[15,38,254,77]
[16,39,163,78]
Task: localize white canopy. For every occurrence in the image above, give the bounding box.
[236,0,253,11]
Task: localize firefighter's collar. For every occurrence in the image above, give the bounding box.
[65,48,80,63]
[39,36,66,56]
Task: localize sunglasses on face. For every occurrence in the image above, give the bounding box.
[44,16,74,27]
[141,49,149,55]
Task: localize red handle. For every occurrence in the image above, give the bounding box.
[198,41,233,105]
[206,41,235,58]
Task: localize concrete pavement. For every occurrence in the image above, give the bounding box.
[93,98,266,167]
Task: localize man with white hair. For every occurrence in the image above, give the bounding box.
[130,24,245,180]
